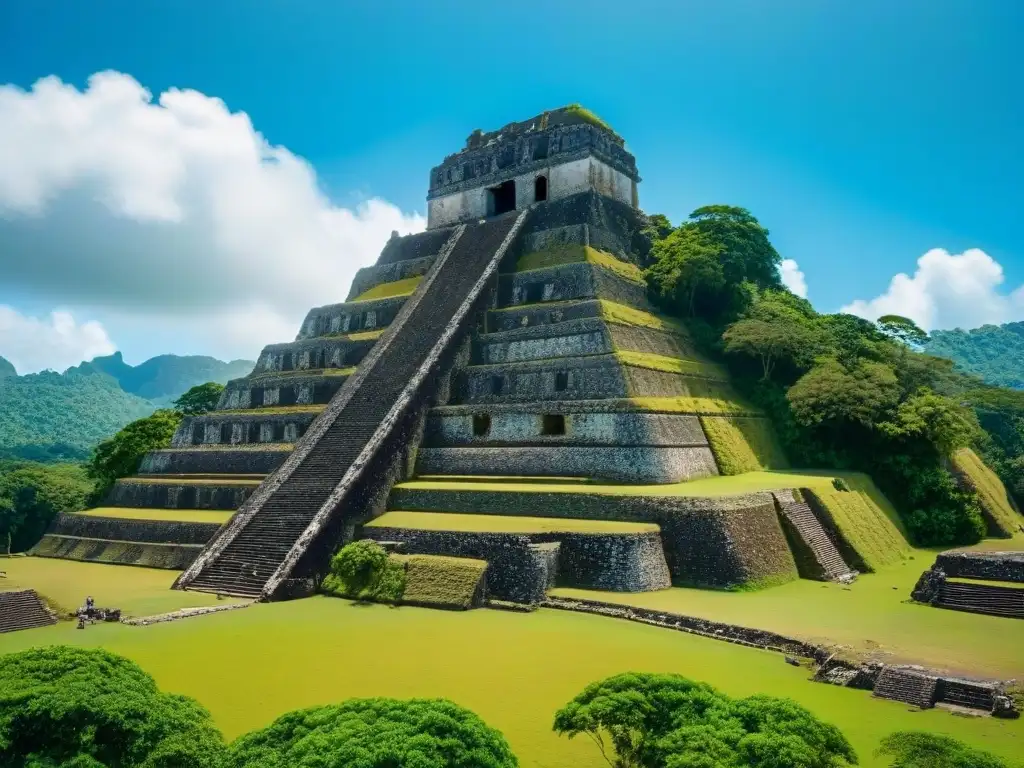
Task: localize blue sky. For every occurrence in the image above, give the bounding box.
[0,0,1022,370]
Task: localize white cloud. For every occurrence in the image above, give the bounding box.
[779,258,808,298]
[841,248,1024,331]
[0,71,425,364]
[0,306,116,374]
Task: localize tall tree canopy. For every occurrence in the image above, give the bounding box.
[173,382,225,415]
[0,646,226,767]
[553,672,856,768]
[227,698,518,768]
[877,731,1014,768]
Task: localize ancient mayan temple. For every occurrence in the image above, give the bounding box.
[37,106,861,601]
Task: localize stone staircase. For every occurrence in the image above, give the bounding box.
[936,582,1024,619]
[872,667,939,708]
[176,212,526,599]
[779,502,855,581]
[0,589,57,633]
[939,679,996,711]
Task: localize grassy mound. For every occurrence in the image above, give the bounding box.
[31,535,200,570]
[514,245,643,283]
[949,447,1022,537]
[351,275,422,302]
[397,554,487,610]
[802,476,911,571]
[700,416,789,475]
[616,350,727,380]
[368,511,658,534]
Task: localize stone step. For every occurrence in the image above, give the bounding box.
[936,583,1024,618]
[873,667,938,708]
[0,590,58,633]
[779,502,854,581]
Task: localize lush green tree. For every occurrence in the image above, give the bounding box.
[685,205,782,291]
[877,315,929,348]
[723,291,824,380]
[787,360,901,429]
[226,698,518,768]
[646,228,726,317]
[878,390,980,455]
[0,462,92,553]
[173,382,225,415]
[553,672,856,768]
[923,321,1024,390]
[322,540,405,602]
[0,646,226,767]
[85,409,182,500]
[877,731,1014,768]
[642,213,675,241]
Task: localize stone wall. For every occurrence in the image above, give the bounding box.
[363,529,550,603]
[347,255,436,300]
[48,513,222,545]
[496,262,648,310]
[416,446,718,484]
[32,534,201,570]
[140,447,290,475]
[487,298,603,333]
[219,371,351,410]
[297,295,407,340]
[107,480,252,510]
[172,412,318,448]
[375,227,457,266]
[518,191,650,264]
[932,550,1024,583]
[253,336,375,374]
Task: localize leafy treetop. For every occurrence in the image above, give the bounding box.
[173,382,225,415]
[876,731,1015,768]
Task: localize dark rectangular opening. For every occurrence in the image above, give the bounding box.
[534,175,548,202]
[219,423,232,443]
[282,352,294,371]
[532,137,549,160]
[490,375,505,395]
[191,424,205,445]
[248,423,262,443]
[554,371,568,391]
[524,282,544,303]
[250,387,265,407]
[487,180,516,216]
[472,414,491,437]
[541,414,566,436]
[313,382,333,403]
[273,423,286,442]
[278,386,297,406]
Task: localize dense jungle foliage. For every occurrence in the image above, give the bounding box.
[642,207,1023,545]
[924,322,1024,390]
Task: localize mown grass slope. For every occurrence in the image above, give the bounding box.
[950,447,1022,537]
[396,554,487,610]
[700,415,789,474]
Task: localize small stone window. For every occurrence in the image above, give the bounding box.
[472,414,491,437]
[534,175,548,202]
[490,375,505,396]
[279,386,297,406]
[273,423,286,442]
[248,423,261,443]
[220,423,232,444]
[282,352,294,372]
[541,414,566,436]
[554,371,569,392]
[192,424,206,446]
[487,180,517,216]
[524,283,544,303]
[250,387,265,407]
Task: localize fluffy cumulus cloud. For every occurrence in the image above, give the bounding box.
[0,306,116,373]
[0,71,424,370]
[779,258,808,299]
[841,248,1024,331]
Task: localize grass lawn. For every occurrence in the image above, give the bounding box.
[368,510,659,534]
[0,592,1019,768]
[0,557,235,616]
[79,508,234,524]
[553,548,1024,680]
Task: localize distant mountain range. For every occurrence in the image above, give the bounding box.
[924,322,1024,390]
[0,352,254,461]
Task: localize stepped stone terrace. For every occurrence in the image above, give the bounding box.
[40,107,883,604]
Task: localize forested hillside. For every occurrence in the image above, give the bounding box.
[924,322,1024,389]
[0,352,254,461]
[69,351,253,402]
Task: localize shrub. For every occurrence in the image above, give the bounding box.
[554,672,856,768]
[0,646,226,767]
[877,731,1013,768]
[226,697,518,768]
[322,540,406,602]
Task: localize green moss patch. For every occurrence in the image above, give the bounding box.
[627,396,759,415]
[950,447,1022,537]
[700,416,789,475]
[616,350,727,380]
[368,511,658,534]
[215,405,324,416]
[394,554,488,610]
[249,367,355,380]
[351,276,422,302]
[79,508,235,524]
[513,245,644,284]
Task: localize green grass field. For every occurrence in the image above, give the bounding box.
[368,510,659,534]
[0,572,1019,767]
[79,508,235,524]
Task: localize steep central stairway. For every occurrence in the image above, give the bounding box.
[779,501,856,581]
[0,590,57,633]
[176,212,527,599]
